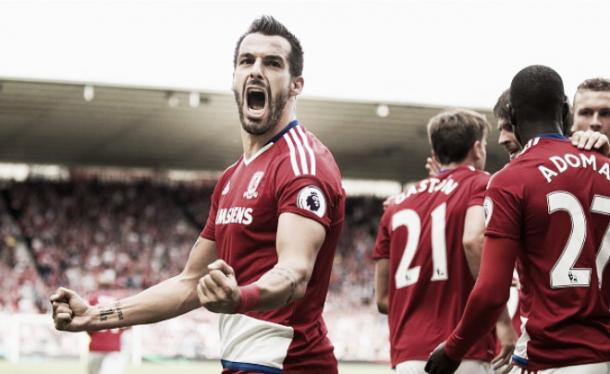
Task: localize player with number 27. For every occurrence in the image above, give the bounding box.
[425,66,610,374]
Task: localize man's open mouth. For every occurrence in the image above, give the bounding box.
[245,86,268,118]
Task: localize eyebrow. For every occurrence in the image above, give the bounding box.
[264,55,285,62]
[238,53,285,61]
[238,53,255,60]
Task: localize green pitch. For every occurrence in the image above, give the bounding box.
[0,359,393,374]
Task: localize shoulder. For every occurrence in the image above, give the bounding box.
[273,124,342,185]
[465,168,491,186]
[222,159,241,177]
[488,162,524,190]
[210,159,241,198]
[217,159,241,184]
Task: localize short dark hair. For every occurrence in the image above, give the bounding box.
[427,109,490,165]
[493,89,510,120]
[576,77,610,92]
[233,15,304,77]
[510,65,566,123]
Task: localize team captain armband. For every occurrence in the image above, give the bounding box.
[235,284,261,314]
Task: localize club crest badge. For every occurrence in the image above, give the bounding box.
[243,171,264,199]
[297,186,327,218]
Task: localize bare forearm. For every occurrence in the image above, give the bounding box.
[241,212,324,312]
[89,274,200,330]
[252,266,308,311]
[496,306,512,328]
[464,241,482,278]
[377,297,388,314]
[375,260,390,315]
[463,206,485,279]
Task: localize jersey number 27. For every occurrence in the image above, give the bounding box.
[548,192,610,288]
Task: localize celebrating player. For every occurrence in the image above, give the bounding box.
[425,65,610,374]
[50,15,345,374]
[399,89,607,201]
[374,109,516,374]
[572,78,610,138]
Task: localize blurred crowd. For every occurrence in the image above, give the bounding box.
[0,177,384,319]
[0,177,388,360]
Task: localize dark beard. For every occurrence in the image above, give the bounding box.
[234,90,288,136]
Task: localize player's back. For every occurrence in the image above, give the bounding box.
[374,166,495,366]
[486,136,610,369]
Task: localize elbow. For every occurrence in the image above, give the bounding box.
[291,284,308,302]
[375,288,389,314]
[462,235,482,256]
[376,298,388,314]
[175,273,202,311]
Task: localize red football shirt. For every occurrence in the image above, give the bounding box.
[88,293,124,352]
[200,120,345,374]
[485,136,610,370]
[373,166,496,367]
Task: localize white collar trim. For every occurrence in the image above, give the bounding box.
[243,142,274,165]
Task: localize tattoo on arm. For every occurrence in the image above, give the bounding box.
[269,266,299,304]
[99,307,113,321]
[115,302,124,321]
[98,302,125,322]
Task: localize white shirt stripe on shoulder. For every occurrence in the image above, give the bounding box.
[289,129,309,175]
[283,133,301,176]
[296,126,316,176]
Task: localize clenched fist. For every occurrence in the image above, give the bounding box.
[50,287,93,331]
[197,260,241,313]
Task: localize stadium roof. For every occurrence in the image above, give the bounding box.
[0,79,508,182]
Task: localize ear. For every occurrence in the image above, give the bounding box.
[473,140,484,160]
[290,76,304,97]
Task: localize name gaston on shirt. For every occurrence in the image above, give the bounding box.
[403,177,459,199]
[538,152,610,183]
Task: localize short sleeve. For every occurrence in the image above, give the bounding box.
[467,173,490,207]
[484,172,523,240]
[199,176,224,241]
[276,173,333,230]
[372,210,392,260]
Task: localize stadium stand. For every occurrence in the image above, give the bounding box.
[0,176,389,361]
